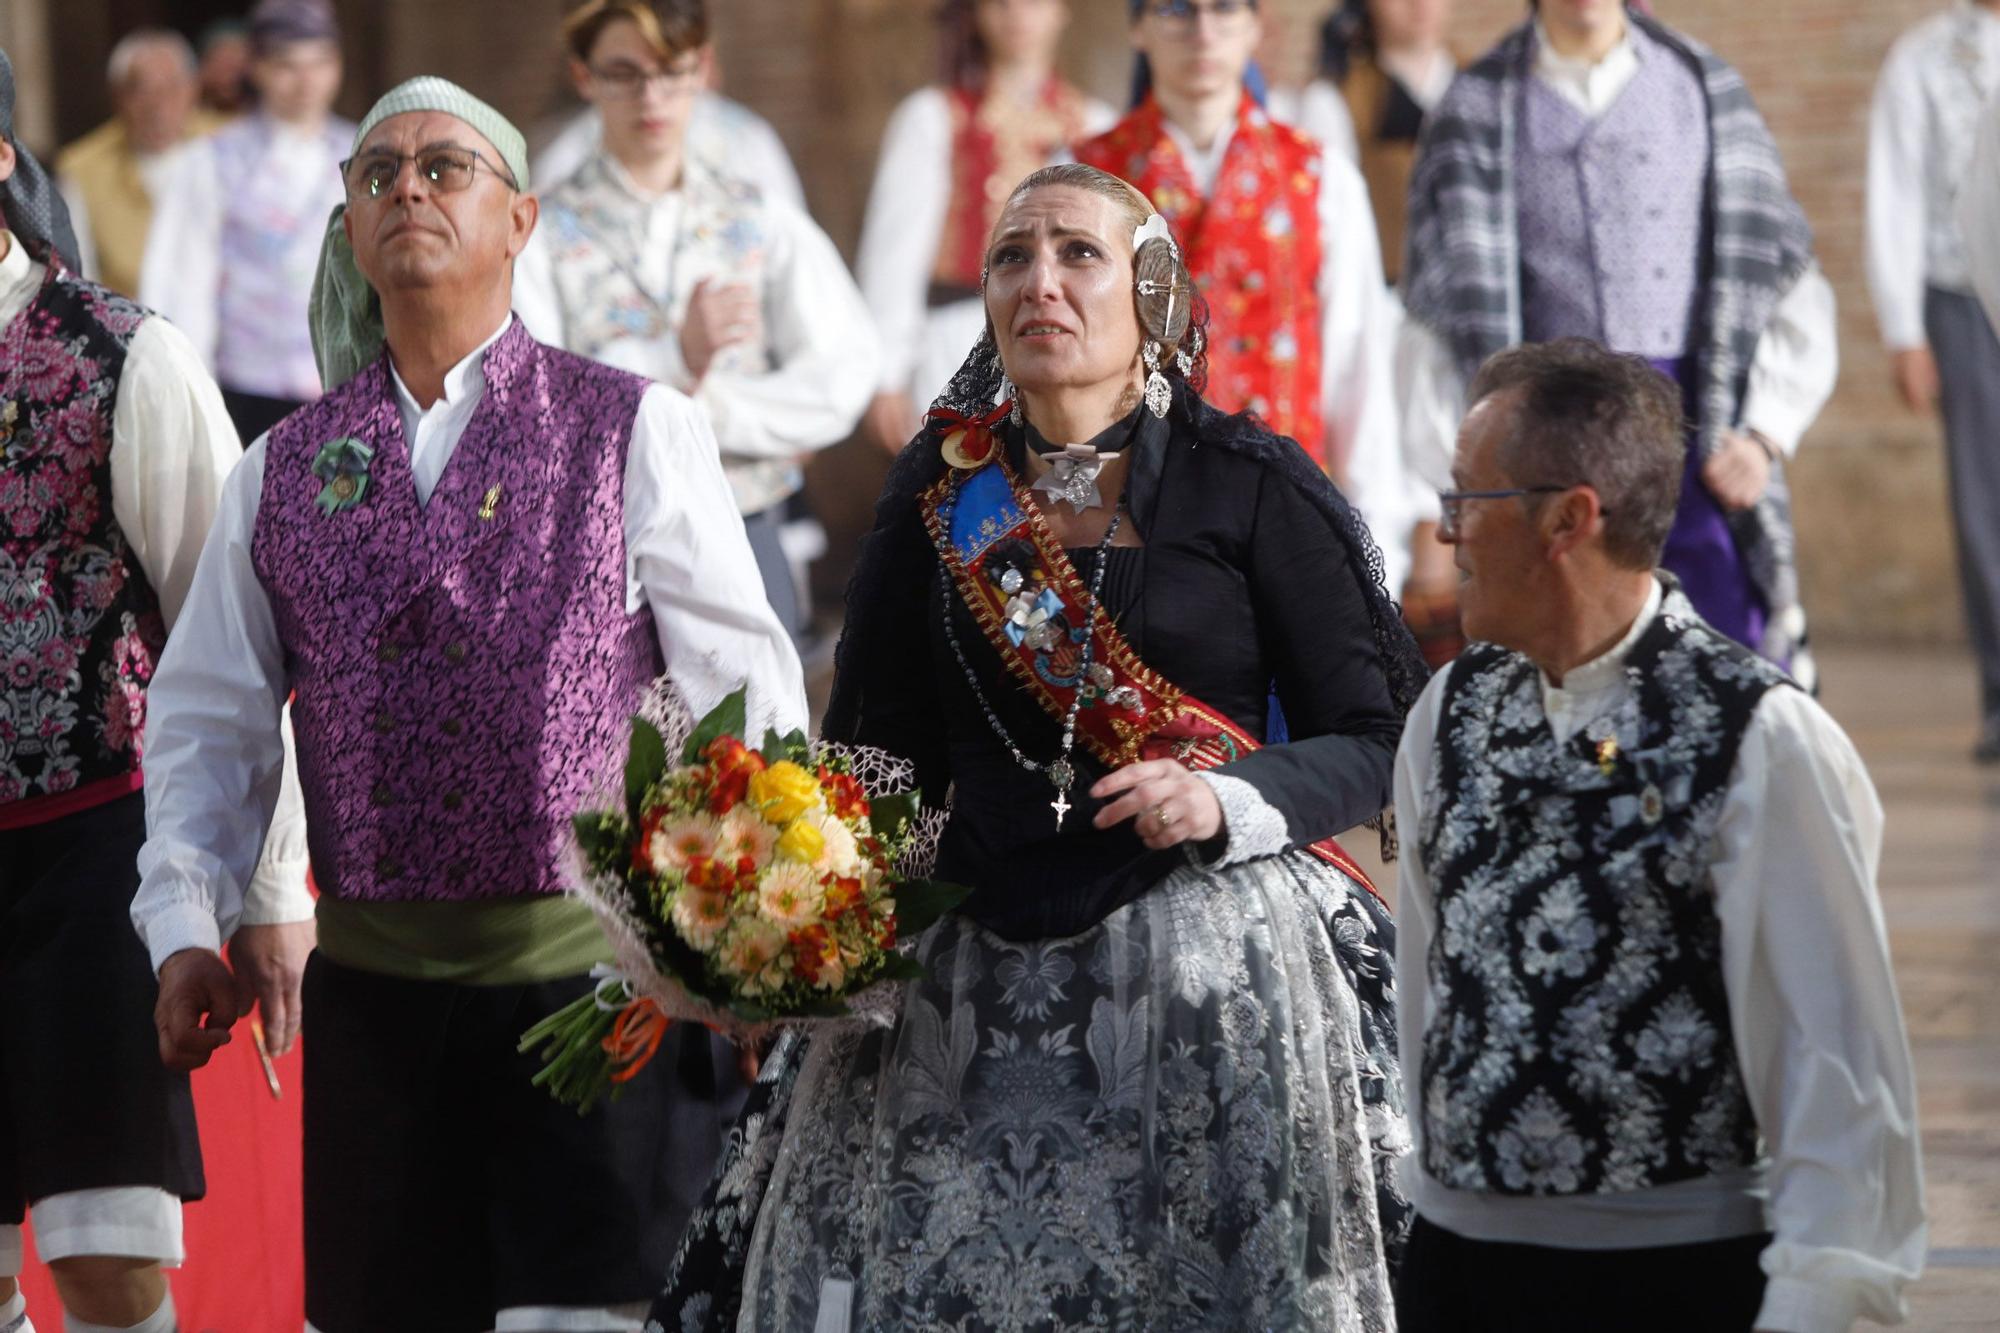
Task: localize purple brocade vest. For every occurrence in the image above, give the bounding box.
[0,265,164,810]
[1517,27,1711,358]
[250,320,660,903]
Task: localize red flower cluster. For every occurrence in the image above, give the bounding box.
[683,854,758,896]
[816,766,871,820]
[704,736,768,814]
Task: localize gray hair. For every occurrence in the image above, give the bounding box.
[1467,338,1686,571]
[107,28,198,88]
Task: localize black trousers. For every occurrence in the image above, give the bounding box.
[1395,1215,1771,1333]
[0,792,203,1222]
[301,952,748,1333]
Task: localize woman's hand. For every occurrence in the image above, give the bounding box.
[1090,760,1223,850]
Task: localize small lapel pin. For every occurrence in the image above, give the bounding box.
[1595,737,1619,776]
[478,484,502,521]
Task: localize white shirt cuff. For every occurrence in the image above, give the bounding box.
[239,856,316,926]
[136,900,225,975]
[1755,1275,1862,1333]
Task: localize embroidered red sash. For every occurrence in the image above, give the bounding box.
[920,408,1380,901]
[1073,93,1327,464]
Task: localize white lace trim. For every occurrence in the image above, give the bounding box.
[1192,771,1291,869]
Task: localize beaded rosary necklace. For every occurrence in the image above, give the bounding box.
[938,498,1125,832]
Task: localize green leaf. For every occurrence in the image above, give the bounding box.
[780,728,810,760]
[869,792,920,845]
[681,687,748,765]
[625,718,668,822]
[876,954,927,982]
[890,878,972,935]
[759,727,790,765]
[572,812,627,874]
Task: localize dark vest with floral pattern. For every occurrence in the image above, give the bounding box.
[1417,587,1789,1196]
[0,263,164,814]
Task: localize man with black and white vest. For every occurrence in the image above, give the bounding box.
[1391,338,1926,1333]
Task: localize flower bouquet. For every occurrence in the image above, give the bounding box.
[521,688,965,1110]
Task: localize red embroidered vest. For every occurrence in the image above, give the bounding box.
[0,264,164,820]
[1075,94,1326,463]
[935,79,1094,291]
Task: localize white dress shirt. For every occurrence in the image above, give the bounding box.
[512,154,879,515]
[529,92,806,208]
[137,117,348,397]
[1962,91,2000,326]
[1869,3,2000,349]
[129,317,809,974]
[1394,23,1841,499]
[855,86,1118,410]
[0,230,311,919]
[1393,582,1927,1333]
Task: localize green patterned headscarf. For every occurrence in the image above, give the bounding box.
[308,77,530,391]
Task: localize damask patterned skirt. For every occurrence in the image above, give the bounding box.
[647,851,1411,1333]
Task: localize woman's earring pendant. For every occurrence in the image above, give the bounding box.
[1142,340,1171,420]
[1000,373,1024,427]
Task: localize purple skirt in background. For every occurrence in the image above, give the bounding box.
[1649,357,1766,653]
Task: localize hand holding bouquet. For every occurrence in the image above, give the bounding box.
[522,688,964,1110]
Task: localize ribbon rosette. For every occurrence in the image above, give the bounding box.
[311,435,375,516]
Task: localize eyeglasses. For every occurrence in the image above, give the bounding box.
[588,56,704,100]
[1140,0,1257,33]
[1436,486,1579,540]
[341,146,518,200]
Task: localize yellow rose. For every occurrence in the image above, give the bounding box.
[774,816,826,866]
[748,760,822,825]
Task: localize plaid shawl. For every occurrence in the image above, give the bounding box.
[1402,10,1817,669]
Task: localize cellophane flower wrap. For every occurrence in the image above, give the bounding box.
[521,686,962,1111]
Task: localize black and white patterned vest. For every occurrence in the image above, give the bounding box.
[1417,586,1789,1196]
[0,263,162,808]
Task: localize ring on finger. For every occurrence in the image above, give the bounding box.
[1149,802,1177,831]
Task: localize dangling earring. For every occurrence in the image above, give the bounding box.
[999,372,1023,427]
[1142,340,1172,419]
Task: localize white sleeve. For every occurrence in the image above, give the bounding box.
[1394,314,1462,502]
[1317,153,1396,475]
[510,226,568,349]
[1711,690,1926,1333]
[109,316,242,628]
[694,202,880,460]
[136,140,224,372]
[132,439,305,970]
[1960,96,2000,332]
[854,89,953,398]
[625,385,809,740]
[739,112,806,212]
[1736,263,1838,458]
[1392,668,1452,1171]
[57,174,101,282]
[1301,79,1362,164]
[1080,97,1121,137]
[1865,36,1933,352]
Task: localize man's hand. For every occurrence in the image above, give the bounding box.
[155,948,244,1072]
[1702,431,1775,512]
[680,279,763,382]
[864,390,918,456]
[1891,345,1939,412]
[228,920,317,1057]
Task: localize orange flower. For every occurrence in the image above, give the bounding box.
[602,998,671,1084]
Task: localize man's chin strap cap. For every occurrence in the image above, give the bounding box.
[308,76,529,392]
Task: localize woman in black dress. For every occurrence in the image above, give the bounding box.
[648,162,1427,1333]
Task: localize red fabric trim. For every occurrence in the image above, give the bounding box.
[0,769,144,830]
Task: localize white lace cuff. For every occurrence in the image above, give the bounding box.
[1190,772,1291,870]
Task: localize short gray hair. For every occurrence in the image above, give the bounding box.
[107,28,197,88]
[1467,338,1686,571]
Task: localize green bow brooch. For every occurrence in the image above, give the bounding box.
[311,436,376,516]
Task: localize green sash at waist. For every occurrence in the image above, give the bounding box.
[314,894,612,985]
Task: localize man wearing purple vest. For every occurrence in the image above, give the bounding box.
[132,78,806,1333]
[0,50,313,1333]
[1398,0,1839,687]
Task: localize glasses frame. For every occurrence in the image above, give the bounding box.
[339,145,520,201]
[586,56,705,100]
[1435,485,1582,540]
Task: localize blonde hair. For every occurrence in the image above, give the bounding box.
[563,0,708,64]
